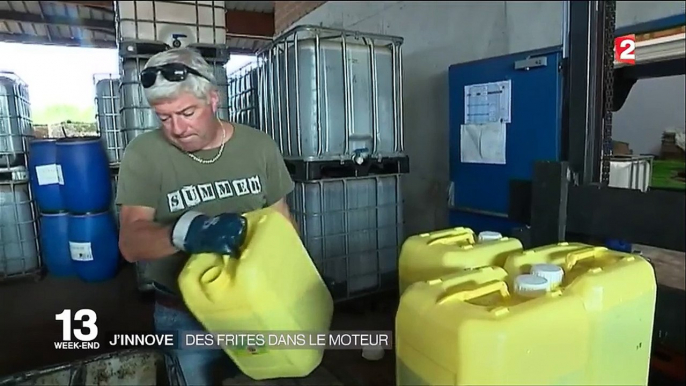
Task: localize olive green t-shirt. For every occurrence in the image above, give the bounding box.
[115,123,294,295]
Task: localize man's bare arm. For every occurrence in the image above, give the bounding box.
[118,205,179,262]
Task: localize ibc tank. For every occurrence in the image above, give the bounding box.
[68,211,120,282]
[111,173,120,227]
[211,62,230,121]
[119,57,160,146]
[94,77,124,164]
[0,72,33,169]
[0,179,39,277]
[286,174,404,301]
[228,63,260,128]
[258,26,404,160]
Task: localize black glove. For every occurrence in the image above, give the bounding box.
[171,211,248,257]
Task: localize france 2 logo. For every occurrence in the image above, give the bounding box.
[615,34,636,65]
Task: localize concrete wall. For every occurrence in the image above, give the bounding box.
[289,1,686,236]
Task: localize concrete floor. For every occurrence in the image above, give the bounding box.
[0,263,396,385]
[0,260,683,385]
[0,264,153,376]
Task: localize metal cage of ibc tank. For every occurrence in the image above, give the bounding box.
[257,25,406,162]
[117,43,231,149]
[0,349,186,385]
[93,73,124,165]
[608,154,654,192]
[228,62,261,129]
[286,174,405,301]
[0,71,34,171]
[114,1,227,47]
[111,171,120,227]
[0,167,43,283]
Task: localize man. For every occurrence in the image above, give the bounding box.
[115,47,295,385]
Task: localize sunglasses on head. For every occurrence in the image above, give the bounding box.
[140,63,211,88]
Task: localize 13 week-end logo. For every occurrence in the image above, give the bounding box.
[54,309,101,350]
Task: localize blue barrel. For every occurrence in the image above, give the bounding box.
[27,139,65,213]
[606,239,632,253]
[68,211,120,282]
[39,212,75,277]
[56,136,111,214]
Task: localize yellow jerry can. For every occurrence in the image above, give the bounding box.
[504,242,657,385]
[396,265,590,385]
[398,227,523,294]
[178,207,334,380]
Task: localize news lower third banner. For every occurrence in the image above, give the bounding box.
[51,310,391,352]
[55,331,394,351]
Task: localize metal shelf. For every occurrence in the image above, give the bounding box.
[514,3,686,253]
[615,32,685,68]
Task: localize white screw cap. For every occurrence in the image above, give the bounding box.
[478,231,502,242]
[531,263,564,288]
[514,274,549,297]
[362,345,384,361]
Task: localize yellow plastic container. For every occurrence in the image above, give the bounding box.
[178,208,334,380]
[396,266,590,385]
[504,242,657,385]
[398,227,523,294]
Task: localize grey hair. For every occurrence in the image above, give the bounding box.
[142,47,217,104]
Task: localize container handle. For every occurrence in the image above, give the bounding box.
[437,280,510,305]
[427,227,475,246]
[564,246,607,271]
[185,253,234,301]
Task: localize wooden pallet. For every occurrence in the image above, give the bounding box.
[635,244,685,291]
[635,25,686,42]
[223,366,344,386]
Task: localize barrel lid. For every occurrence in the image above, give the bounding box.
[478,231,502,242]
[57,136,102,144]
[514,274,549,295]
[531,264,564,287]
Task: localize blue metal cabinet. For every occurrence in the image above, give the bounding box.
[448,47,564,235]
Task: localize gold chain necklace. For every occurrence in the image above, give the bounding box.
[186,125,226,164]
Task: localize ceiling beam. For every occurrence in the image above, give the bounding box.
[0,10,114,33]
[0,32,264,54]
[0,32,116,48]
[47,1,114,10]
[226,46,264,55]
[225,10,274,38]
